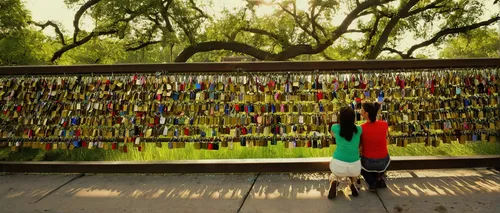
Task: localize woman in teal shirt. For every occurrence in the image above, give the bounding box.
[328,107,362,199]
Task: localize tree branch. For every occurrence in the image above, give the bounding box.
[363,15,380,53]
[170,14,196,44]
[242,27,290,47]
[52,30,117,63]
[73,0,102,43]
[279,3,319,42]
[272,0,393,61]
[174,41,275,62]
[189,0,209,19]
[368,0,419,59]
[313,0,393,55]
[126,41,162,51]
[381,47,410,59]
[407,0,445,17]
[346,29,370,33]
[160,0,175,32]
[30,21,66,45]
[406,16,500,57]
[311,4,328,37]
[175,0,393,62]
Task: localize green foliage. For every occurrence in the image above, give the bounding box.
[57,39,126,65]
[439,28,500,58]
[0,0,56,66]
[2,0,500,65]
[1,142,498,161]
[0,0,30,36]
[0,30,57,66]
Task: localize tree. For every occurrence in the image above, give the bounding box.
[0,0,29,37]
[32,0,210,63]
[439,28,500,58]
[176,0,500,61]
[0,30,57,66]
[0,0,56,65]
[30,0,500,63]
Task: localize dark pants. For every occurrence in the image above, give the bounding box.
[360,155,390,188]
[361,170,383,187]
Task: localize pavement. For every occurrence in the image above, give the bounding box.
[0,168,498,213]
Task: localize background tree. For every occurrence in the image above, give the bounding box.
[0,0,56,65]
[439,28,500,58]
[5,0,500,64]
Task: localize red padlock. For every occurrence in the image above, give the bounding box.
[180,82,185,91]
[317,91,323,100]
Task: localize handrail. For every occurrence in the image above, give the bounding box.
[0,58,499,75]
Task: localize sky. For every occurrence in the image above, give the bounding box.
[24,0,499,57]
[24,0,316,35]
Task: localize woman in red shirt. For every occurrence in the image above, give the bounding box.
[360,102,390,192]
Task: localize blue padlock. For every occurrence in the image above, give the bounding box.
[240,137,246,146]
[172,92,179,101]
[158,104,164,113]
[224,104,230,115]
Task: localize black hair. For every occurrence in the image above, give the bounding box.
[339,107,358,141]
[362,102,381,123]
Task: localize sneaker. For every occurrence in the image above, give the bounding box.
[328,180,338,199]
[350,184,359,197]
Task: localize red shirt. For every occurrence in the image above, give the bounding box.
[361,121,389,159]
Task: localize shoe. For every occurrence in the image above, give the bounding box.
[328,180,338,199]
[376,179,387,189]
[350,184,359,197]
[368,185,377,193]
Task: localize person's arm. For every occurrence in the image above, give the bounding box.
[358,126,363,155]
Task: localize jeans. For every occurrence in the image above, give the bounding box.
[360,155,390,188]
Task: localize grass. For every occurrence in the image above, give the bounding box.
[0,141,499,161]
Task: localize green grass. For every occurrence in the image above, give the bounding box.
[0,141,499,161]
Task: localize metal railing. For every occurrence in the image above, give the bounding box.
[0,58,499,173]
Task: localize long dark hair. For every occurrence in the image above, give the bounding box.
[362,102,381,123]
[339,107,358,141]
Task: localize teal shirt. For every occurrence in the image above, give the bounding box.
[331,124,362,163]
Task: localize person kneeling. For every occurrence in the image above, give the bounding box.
[360,102,391,192]
[328,107,362,199]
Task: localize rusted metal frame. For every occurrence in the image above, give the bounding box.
[0,58,499,75]
[1,156,499,173]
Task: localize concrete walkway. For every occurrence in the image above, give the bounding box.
[0,169,498,213]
